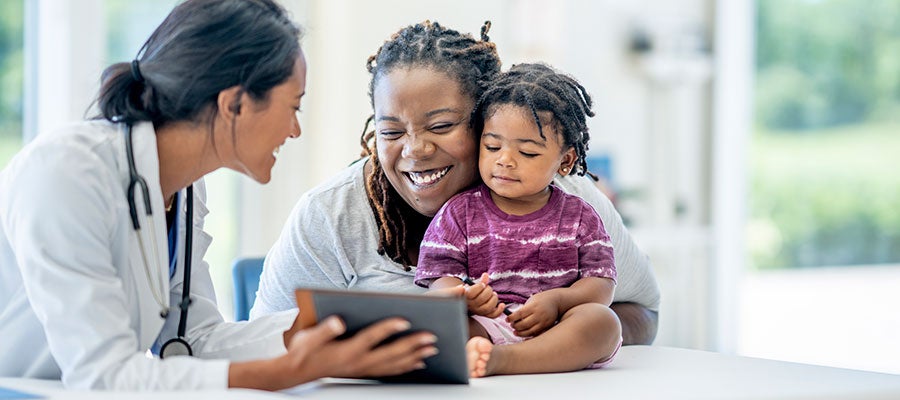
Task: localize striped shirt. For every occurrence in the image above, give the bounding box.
[415,184,616,304]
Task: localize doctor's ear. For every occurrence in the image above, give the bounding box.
[217,86,244,120]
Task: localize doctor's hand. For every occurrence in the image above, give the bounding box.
[229,316,437,391]
[296,316,437,380]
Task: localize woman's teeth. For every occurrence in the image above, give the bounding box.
[272,145,282,159]
[408,167,450,186]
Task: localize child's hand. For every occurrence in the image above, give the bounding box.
[464,273,506,318]
[507,291,559,337]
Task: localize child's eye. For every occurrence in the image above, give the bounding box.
[484,145,500,152]
[520,152,539,158]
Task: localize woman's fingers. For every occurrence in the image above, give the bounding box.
[333,330,437,378]
[350,317,412,349]
[287,316,345,354]
[354,332,438,376]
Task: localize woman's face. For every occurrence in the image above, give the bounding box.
[232,50,307,183]
[372,67,478,217]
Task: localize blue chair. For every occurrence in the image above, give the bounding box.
[232,257,264,321]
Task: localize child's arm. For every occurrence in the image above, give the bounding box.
[430,273,507,318]
[507,277,613,337]
[543,276,615,310]
[508,200,617,337]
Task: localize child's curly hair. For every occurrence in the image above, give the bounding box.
[473,63,595,176]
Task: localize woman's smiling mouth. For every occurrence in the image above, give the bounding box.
[405,166,451,187]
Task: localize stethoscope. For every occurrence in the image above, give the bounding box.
[121,119,194,359]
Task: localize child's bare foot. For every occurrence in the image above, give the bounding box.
[466,336,493,377]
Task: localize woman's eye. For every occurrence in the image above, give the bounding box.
[429,123,454,133]
[379,130,404,139]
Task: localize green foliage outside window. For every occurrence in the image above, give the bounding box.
[750,0,900,269]
[0,0,24,169]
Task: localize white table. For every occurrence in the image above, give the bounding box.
[4,346,900,399]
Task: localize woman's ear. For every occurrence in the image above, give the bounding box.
[558,147,578,176]
[217,86,244,122]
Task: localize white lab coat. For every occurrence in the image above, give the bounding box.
[0,120,295,389]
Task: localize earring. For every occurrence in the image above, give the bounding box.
[561,167,570,174]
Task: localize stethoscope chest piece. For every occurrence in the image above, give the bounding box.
[160,337,193,358]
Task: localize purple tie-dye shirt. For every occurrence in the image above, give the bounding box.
[415,184,616,304]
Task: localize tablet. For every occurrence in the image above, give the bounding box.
[294,288,469,384]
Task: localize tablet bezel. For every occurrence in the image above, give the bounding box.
[295,288,469,384]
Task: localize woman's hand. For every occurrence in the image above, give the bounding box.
[286,316,437,379]
[464,273,506,318]
[507,291,560,337]
[230,316,437,391]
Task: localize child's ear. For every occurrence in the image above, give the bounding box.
[558,147,578,176]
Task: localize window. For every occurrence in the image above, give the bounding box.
[742,0,900,374]
[0,0,24,169]
[104,0,240,320]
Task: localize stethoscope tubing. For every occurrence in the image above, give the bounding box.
[177,186,193,339]
[122,121,194,357]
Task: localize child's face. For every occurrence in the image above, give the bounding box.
[479,105,576,205]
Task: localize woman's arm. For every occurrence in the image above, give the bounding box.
[554,174,661,344]
[610,302,658,345]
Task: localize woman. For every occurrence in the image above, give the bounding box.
[0,0,436,390]
[251,21,661,345]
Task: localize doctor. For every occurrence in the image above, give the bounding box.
[0,0,438,391]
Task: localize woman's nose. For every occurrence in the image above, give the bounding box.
[290,111,302,138]
[401,132,434,159]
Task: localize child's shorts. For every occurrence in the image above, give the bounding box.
[470,304,622,369]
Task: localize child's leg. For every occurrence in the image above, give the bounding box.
[468,317,490,339]
[474,303,621,377]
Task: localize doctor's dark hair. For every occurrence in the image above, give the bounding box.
[96,0,302,127]
[358,20,501,269]
[473,63,595,176]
